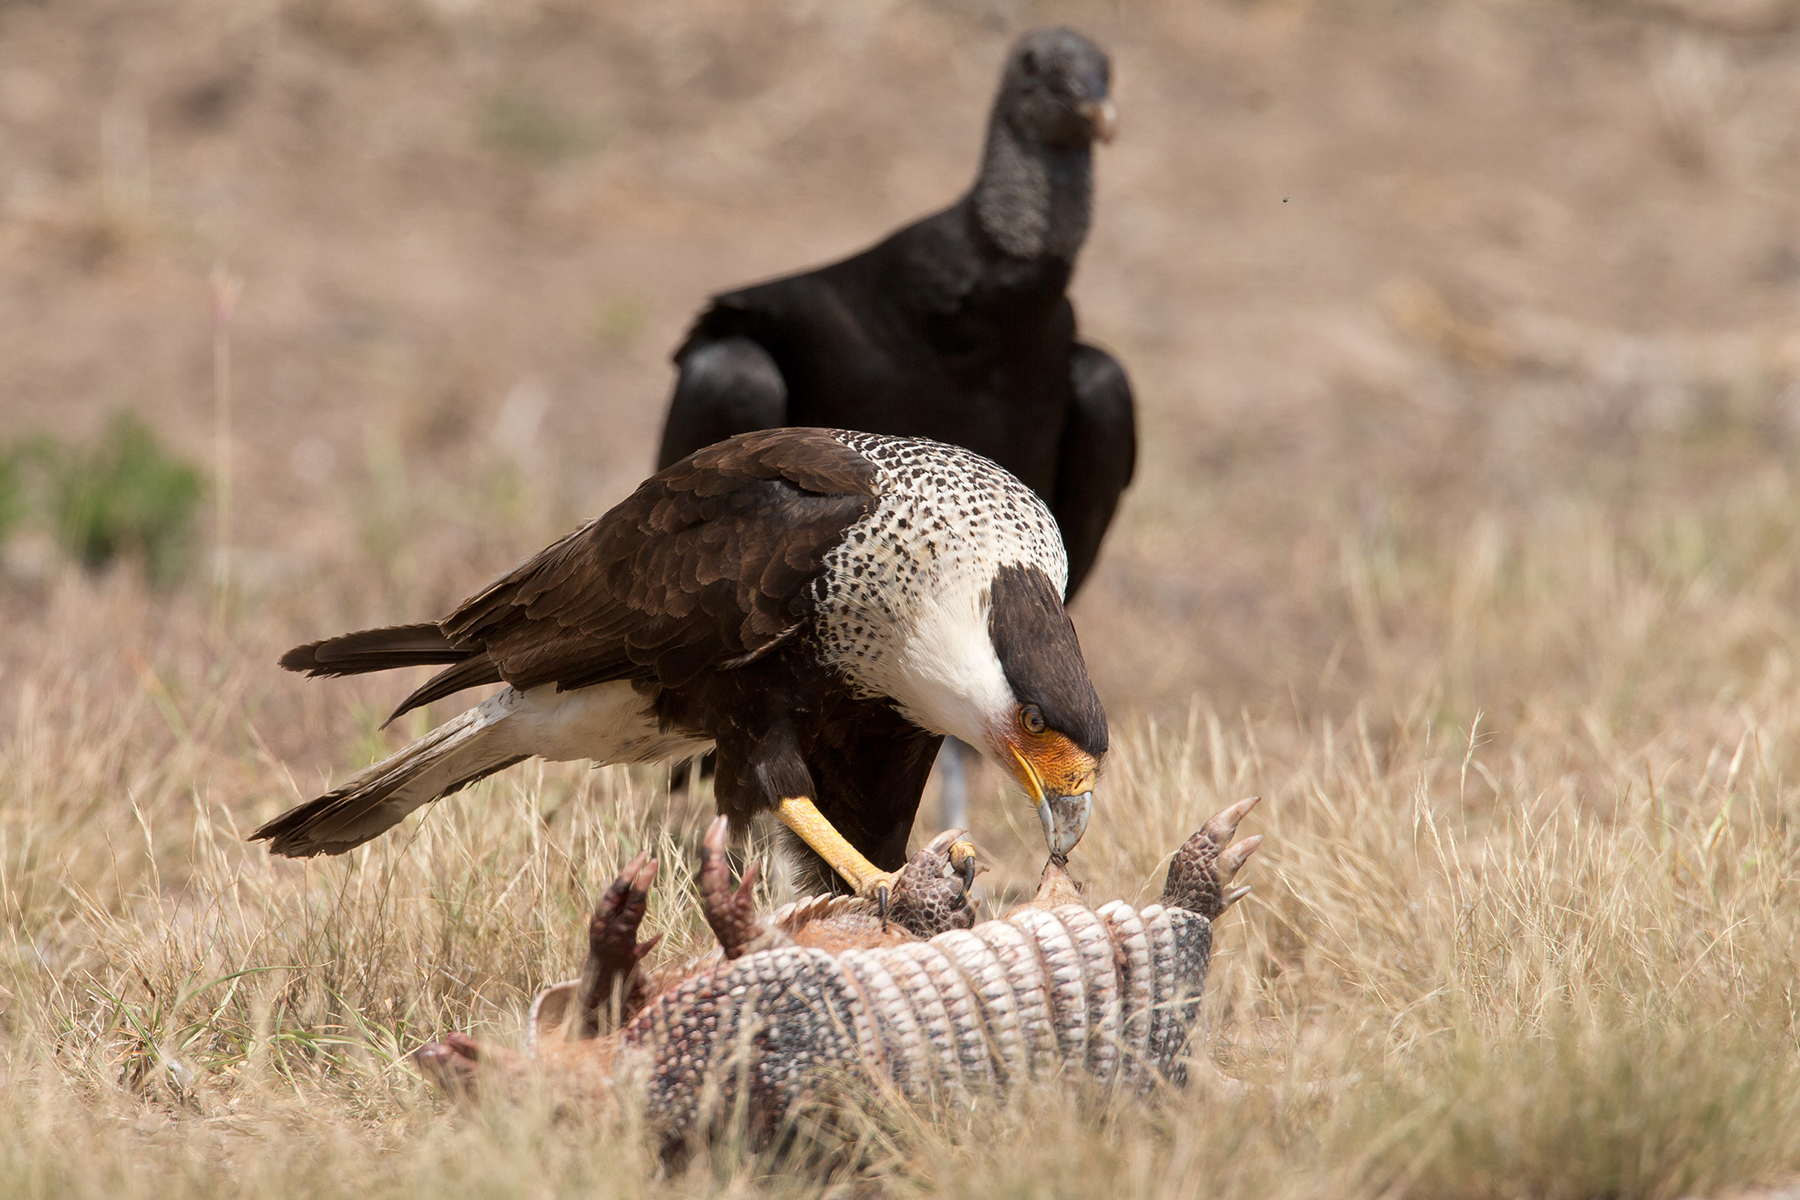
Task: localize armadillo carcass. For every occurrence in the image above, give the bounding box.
[415,797,1261,1148]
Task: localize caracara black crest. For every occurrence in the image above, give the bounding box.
[258,430,1108,901]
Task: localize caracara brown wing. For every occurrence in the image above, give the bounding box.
[431,428,877,704]
[281,623,466,677]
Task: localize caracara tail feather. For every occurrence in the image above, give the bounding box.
[279,623,470,678]
[384,656,507,727]
[252,693,524,857]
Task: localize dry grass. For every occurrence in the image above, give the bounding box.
[8,0,1800,1195]
[4,480,1800,1198]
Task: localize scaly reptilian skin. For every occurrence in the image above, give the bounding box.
[415,798,1262,1152]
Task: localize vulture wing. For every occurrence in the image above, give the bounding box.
[1054,342,1136,597]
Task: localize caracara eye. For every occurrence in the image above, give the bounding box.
[1021,704,1046,735]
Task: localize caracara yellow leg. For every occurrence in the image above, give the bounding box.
[775,796,899,901]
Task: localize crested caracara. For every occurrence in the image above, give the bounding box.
[256,429,1107,903]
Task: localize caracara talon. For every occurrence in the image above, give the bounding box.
[948,838,982,896]
[858,871,902,922]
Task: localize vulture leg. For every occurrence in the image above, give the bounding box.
[655,335,789,470]
[936,736,973,833]
[1053,343,1136,599]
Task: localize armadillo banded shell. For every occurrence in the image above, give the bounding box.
[892,939,996,1093]
[630,946,873,1136]
[1008,908,1087,1066]
[1058,905,1123,1079]
[1097,901,1154,1091]
[610,901,1215,1127]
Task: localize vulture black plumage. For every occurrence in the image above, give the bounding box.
[656,26,1135,601]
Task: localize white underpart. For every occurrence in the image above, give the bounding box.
[812,432,1068,755]
[488,680,713,765]
[884,578,1014,750]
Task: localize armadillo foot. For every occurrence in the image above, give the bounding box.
[1161,796,1265,919]
[577,849,662,1037]
[413,1031,513,1101]
[700,815,774,959]
[884,828,980,937]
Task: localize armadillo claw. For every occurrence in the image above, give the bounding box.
[1200,795,1262,847]
[1161,797,1264,919]
[885,828,978,937]
[577,849,662,1037]
[413,1031,502,1102]
[700,816,771,959]
[420,812,1273,1143]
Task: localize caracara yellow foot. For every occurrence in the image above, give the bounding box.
[775,795,893,893]
[773,797,983,934]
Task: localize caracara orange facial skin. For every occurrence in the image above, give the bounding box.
[994,703,1100,858]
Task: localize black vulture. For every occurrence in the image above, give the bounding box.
[656,27,1135,601]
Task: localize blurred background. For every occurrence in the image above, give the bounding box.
[10,9,1800,1191]
[5,0,1800,807]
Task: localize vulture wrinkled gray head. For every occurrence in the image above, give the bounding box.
[997,27,1116,149]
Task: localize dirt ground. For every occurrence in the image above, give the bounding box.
[8,0,1800,736]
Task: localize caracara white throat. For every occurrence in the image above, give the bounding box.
[255,429,1107,902]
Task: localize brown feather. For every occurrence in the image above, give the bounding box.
[436,429,877,695]
[383,656,506,727]
[263,430,903,861]
[279,623,466,677]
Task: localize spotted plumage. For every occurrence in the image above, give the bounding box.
[811,432,1065,696]
[256,429,1107,896]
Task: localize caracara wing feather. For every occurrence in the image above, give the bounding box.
[434,428,878,698]
[281,623,465,677]
[385,657,505,725]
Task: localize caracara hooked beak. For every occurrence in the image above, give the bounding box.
[997,702,1097,858]
[971,563,1107,861]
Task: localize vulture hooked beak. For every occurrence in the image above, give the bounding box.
[1080,98,1118,144]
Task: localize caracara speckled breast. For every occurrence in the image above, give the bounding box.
[255,429,1107,901]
